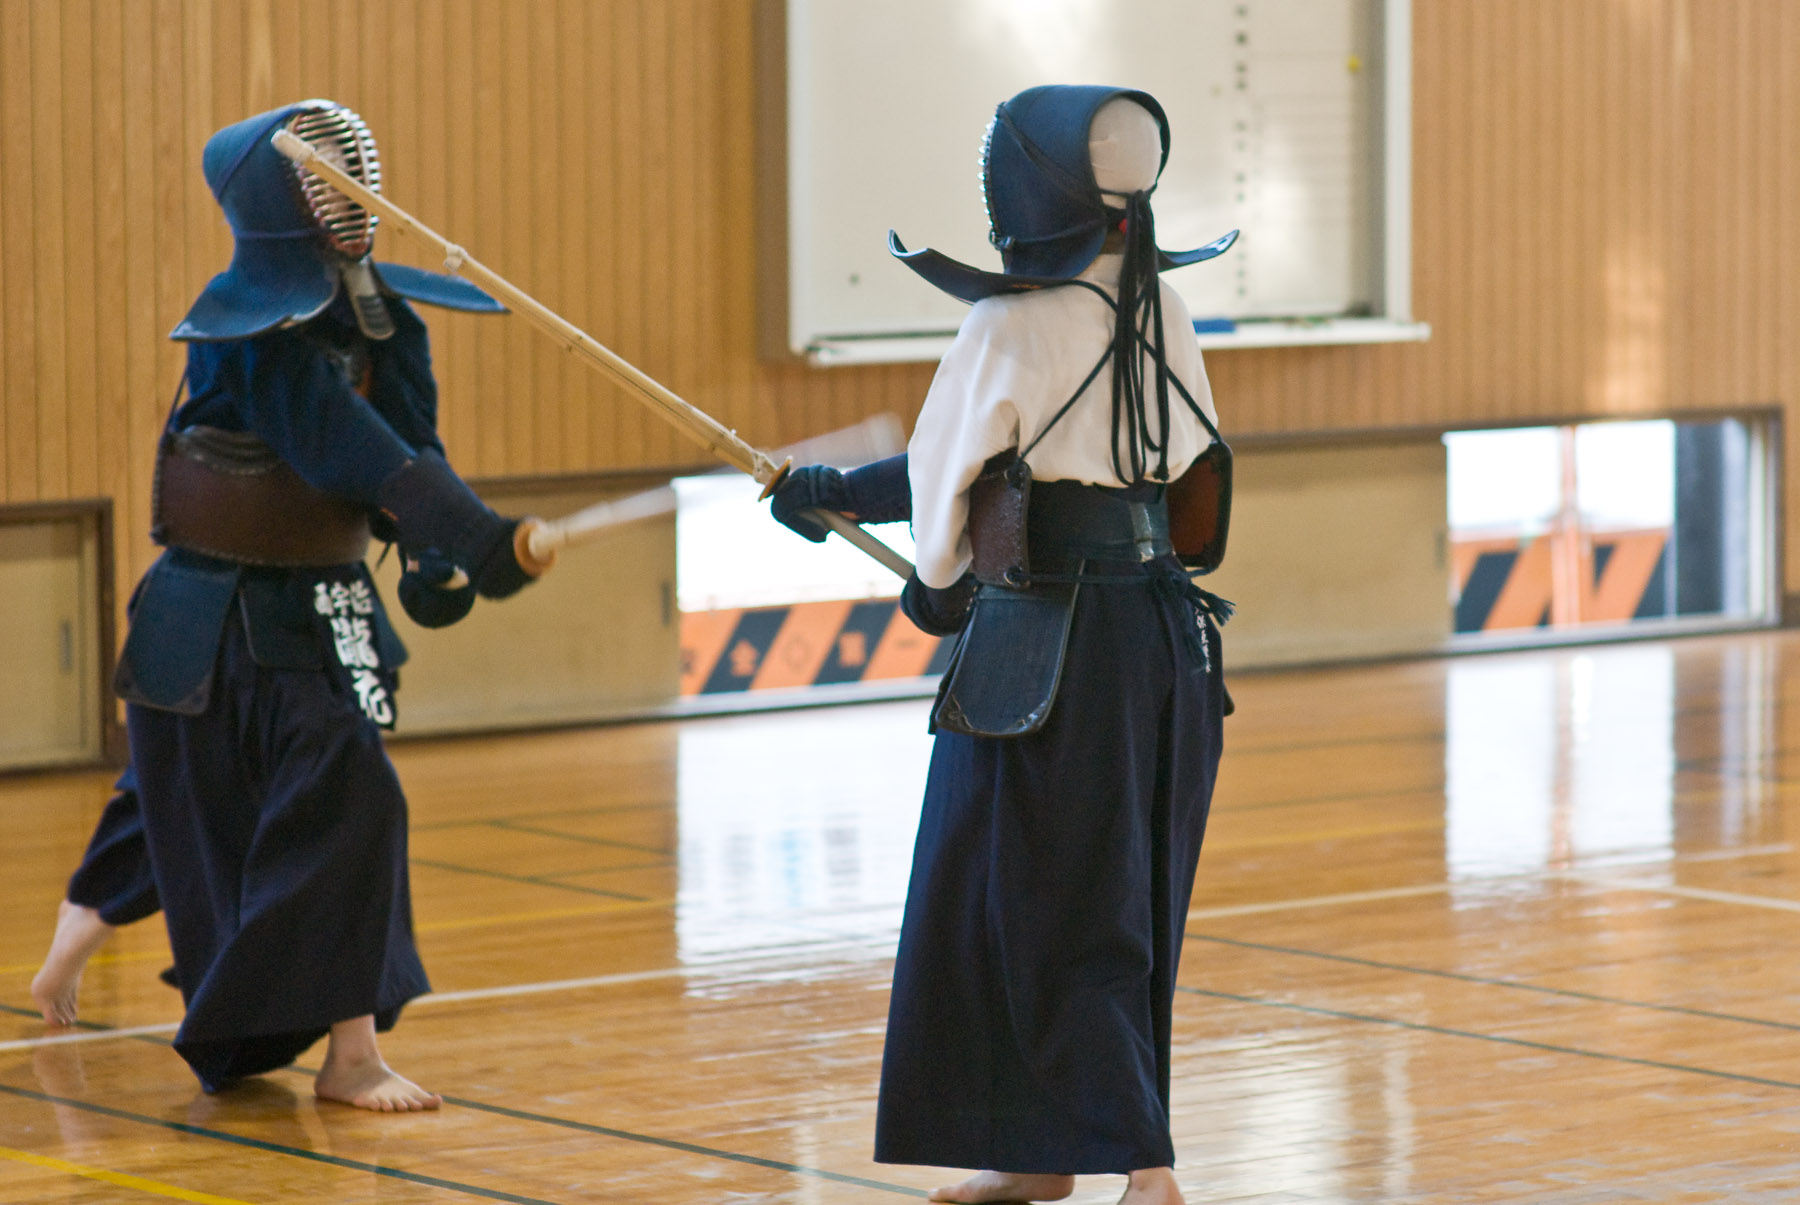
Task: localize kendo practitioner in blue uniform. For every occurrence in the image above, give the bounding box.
[770,87,1236,1204]
[106,100,548,1111]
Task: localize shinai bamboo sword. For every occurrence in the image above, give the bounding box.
[271,128,913,580]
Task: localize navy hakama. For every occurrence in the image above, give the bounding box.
[854,83,1235,1183]
[65,769,160,927]
[128,613,427,1092]
[110,103,522,1098]
[875,563,1225,1174]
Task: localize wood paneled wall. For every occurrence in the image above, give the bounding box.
[2,0,1797,648]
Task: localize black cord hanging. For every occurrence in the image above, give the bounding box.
[1109,190,1176,485]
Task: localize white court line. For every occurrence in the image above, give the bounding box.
[1557,874,1800,914]
[0,946,893,1053]
[1186,843,1797,922]
[417,939,899,1007]
[1190,882,1449,920]
[1655,842,1792,863]
[8,846,1793,1055]
[0,1022,180,1054]
[416,964,696,1005]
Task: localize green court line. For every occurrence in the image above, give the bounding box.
[1212,783,1447,814]
[0,1083,561,1205]
[0,1029,923,1199]
[1176,984,1800,1091]
[430,1093,922,1197]
[1225,728,1445,758]
[0,1001,114,1032]
[489,819,674,856]
[409,858,649,901]
[535,861,674,881]
[1187,930,1800,1032]
[411,800,668,832]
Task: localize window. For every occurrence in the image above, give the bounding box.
[1446,417,1774,639]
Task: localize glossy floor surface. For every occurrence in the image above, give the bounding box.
[4,630,1800,1202]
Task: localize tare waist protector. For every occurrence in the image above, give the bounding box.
[934,479,1182,739]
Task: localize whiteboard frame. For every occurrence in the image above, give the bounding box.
[756,0,1424,365]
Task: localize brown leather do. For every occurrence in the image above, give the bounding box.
[152,427,372,567]
[1166,439,1233,574]
[967,451,1033,585]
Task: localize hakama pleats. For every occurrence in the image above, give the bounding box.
[875,573,1224,1174]
[66,769,160,927]
[128,615,428,1092]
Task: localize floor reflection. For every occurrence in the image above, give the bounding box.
[1446,644,1676,879]
[674,701,934,969]
[1445,638,1787,890]
[13,633,1800,1201]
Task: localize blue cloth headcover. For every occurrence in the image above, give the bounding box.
[889,84,1237,305]
[986,85,1163,280]
[172,101,502,342]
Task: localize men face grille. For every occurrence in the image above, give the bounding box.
[980,111,1001,249]
[285,105,381,257]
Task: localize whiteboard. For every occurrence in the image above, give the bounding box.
[767,0,1415,361]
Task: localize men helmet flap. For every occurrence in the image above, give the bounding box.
[172,100,503,343]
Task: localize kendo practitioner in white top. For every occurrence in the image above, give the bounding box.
[107,100,546,1111]
[770,86,1235,1204]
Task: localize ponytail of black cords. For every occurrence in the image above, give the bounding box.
[1109,190,1175,486]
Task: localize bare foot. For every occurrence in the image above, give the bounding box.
[1120,1167,1185,1205]
[314,1015,441,1113]
[314,1059,440,1112]
[30,901,116,1026]
[931,1171,1075,1203]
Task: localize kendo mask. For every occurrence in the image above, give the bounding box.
[888,85,1237,304]
[895,86,1237,486]
[172,99,503,342]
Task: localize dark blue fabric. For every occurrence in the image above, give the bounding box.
[128,613,428,1092]
[397,548,477,628]
[370,263,505,315]
[888,84,1236,304]
[769,465,847,542]
[171,102,505,341]
[172,237,340,343]
[900,571,976,637]
[842,454,913,524]
[171,105,334,342]
[117,296,461,1091]
[374,450,523,598]
[65,767,161,927]
[178,299,439,503]
[985,86,1164,279]
[201,105,315,235]
[875,560,1225,1173]
[771,454,913,543]
[113,552,241,715]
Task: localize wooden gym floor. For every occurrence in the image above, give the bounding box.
[4,627,1800,1202]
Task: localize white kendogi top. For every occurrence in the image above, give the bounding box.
[907,252,1218,588]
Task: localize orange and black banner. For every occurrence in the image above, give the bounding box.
[1452,529,1669,633]
[680,599,954,695]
